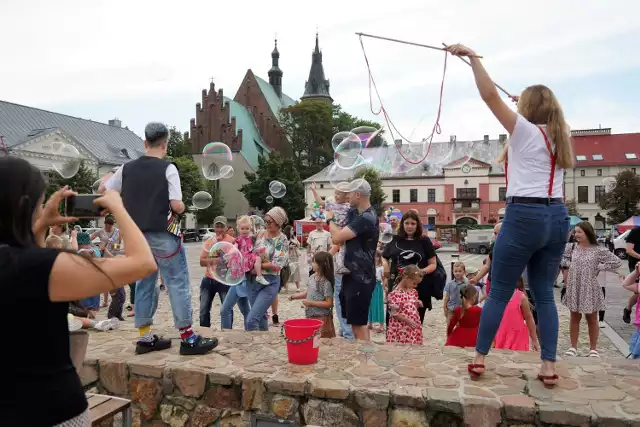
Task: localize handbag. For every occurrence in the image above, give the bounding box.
[419,238,446,300]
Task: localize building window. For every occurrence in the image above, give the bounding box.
[577,186,588,203]
[580,170,585,177]
[456,188,477,199]
[594,185,605,204]
[427,216,436,226]
[320,184,324,189]
[427,189,436,203]
[392,189,400,203]
[597,169,602,176]
[498,187,506,201]
[625,153,637,159]
[576,155,587,161]
[254,141,264,157]
[592,154,603,161]
[410,189,418,203]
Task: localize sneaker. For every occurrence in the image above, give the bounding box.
[272,314,279,325]
[179,335,218,356]
[135,335,172,354]
[599,320,606,328]
[94,318,119,331]
[256,275,269,286]
[623,308,632,324]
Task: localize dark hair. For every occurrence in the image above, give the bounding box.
[460,284,478,317]
[397,210,423,239]
[104,216,115,225]
[0,157,46,247]
[313,251,334,291]
[144,122,169,147]
[575,221,598,245]
[283,225,293,239]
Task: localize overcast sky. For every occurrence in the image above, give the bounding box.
[2,0,639,143]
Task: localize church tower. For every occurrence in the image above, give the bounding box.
[301,33,332,103]
[268,39,283,98]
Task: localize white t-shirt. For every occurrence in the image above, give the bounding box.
[307,230,332,256]
[105,163,182,201]
[506,114,564,198]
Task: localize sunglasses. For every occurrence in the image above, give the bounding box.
[264,219,275,225]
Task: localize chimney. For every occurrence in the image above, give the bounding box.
[108,118,122,128]
[498,134,507,142]
[450,135,457,143]
[483,135,489,142]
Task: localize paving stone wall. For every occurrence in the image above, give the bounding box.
[81,332,640,426]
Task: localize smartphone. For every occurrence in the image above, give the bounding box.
[65,195,102,218]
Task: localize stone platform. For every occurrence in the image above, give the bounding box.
[82,330,640,427]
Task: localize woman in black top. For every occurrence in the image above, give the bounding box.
[0,157,157,427]
[382,210,437,323]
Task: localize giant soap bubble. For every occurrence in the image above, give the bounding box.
[200,142,233,180]
[52,143,81,179]
[207,241,245,286]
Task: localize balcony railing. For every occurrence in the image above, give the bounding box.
[452,197,481,212]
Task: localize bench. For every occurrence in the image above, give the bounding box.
[87,393,132,426]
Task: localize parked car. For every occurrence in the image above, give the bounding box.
[613,229,631,259]
[182,229,201,242]
[199,228,214,236]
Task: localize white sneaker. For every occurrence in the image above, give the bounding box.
[94,318,119,331]
[256,275,269,286]
[599,321,606,328]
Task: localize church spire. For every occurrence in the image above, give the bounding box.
[301,32,332,103]
[268,38,283,98]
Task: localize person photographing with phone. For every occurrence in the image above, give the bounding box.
[102,122,218,355]
[0,156,157,426]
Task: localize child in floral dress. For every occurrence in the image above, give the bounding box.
[235,216,269,285]
[386,265,424,345]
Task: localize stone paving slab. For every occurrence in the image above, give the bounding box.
[83,330,640,427]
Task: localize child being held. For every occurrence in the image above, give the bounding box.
[622,263,640,359]
[443,262,468,323]
[386,265,424,345]
[310,182,351,274]
[446,285,482,348]
[289,251,336,338]
[235,215,269,285]
[493,276,539,351]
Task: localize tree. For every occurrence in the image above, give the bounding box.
[167,127,192,158]
[598,170,640,224]
[170,156,206,208]
[240,153,306,222]
[45,161,97,227]
[353,166,386,215]
[194,180,225,226]
[565,199,581,217]
[332,104,385,148]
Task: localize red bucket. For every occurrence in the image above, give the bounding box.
[282,318,323,365]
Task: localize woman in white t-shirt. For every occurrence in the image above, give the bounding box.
[446,44,573,388]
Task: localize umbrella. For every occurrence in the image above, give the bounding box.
[618,216,640,233]
[569,216,583,227]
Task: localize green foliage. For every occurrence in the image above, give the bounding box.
[332,104,385,147]
[194,180,225,226]
[169,156,206,208]
[353,166,386,215]
[45,161,97,227]
[565,199,580,217]
[167,127,192,158]
[598,170,640,224]
[240,153,306,222]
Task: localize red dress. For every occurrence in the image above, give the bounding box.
[386,289,423,345]
[446,305,482,348]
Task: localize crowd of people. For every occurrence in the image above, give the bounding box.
[3,44,640,427]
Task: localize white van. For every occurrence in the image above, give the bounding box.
[613,229,631,259]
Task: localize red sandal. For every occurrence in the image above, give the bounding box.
[537,374,559,389]
[467,364,485,380]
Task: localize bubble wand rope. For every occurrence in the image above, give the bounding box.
[358,34,447,164]
[356,33,483,58]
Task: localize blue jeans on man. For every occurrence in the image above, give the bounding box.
[220,279,251,329]
[475,203,568,361]
[334,274,354,340]
[199,276,229,327]
[134,232,192,329]
[245,274,280,331]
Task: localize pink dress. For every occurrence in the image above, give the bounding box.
[494,289,530,351]
[235,235,257,273]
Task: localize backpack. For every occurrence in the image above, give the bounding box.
[419,238,447,300]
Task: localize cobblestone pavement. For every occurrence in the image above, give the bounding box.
[90,245,625,359]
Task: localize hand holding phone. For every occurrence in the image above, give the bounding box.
[65,190,124,218]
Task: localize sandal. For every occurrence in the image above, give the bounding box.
[537,374,559,389]
[588,350,600,358]
[467,364,485,380]
[564,347,578,357]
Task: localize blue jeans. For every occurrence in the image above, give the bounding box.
[334,274,354,340]
[476,203,569,361]
[199,276,229,327]
[220,280,251,329]
[245,275,280,331]
[80,295,100,310]
[134,232,192,329]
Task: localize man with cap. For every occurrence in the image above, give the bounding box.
[199,216,234,328]
[103,122,218,355]
[325,179,379,341]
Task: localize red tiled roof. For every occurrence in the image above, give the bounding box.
[443,156,492,168]
[572,132,640,167]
